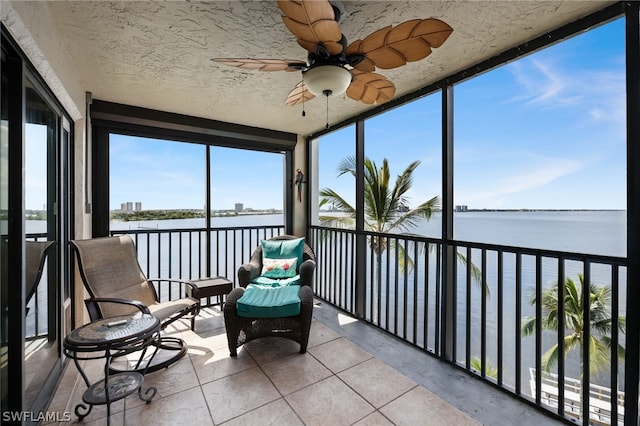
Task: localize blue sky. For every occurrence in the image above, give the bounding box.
[24,18,626,212]
[318,17,626,211]
[108,140,284,210]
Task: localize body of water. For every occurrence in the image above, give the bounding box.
[109,212,284,232]
[27,210,626,258]
[419,210,626,257]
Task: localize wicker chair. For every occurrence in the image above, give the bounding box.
[70,235,200,372]
[223,235,316,356]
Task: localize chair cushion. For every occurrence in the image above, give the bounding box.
[261,237,305,270]
[261,257,298,278]
[237,284,301,318]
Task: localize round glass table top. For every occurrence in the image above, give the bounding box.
[65,313,160,349]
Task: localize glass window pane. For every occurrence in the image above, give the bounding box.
[109,134,206,231]
[364,95,442,238]
[452,18,626,418]
[453,19,625,256]
[312,125,355,226]
[209,146,284,226]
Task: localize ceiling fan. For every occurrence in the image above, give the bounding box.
[212,0,453,114]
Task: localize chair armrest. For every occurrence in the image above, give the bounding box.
[223,287,245,316]
[299,285,314,306]
[225,287,245,305]
[299,259,316,287]
[84,297,151,321]
[237,262,260,288]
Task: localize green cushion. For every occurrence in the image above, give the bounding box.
[261,237,305,270]
[237,284,301,318]
[251,275,301,286]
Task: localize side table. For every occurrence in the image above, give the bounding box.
[188,276,233,307]
[187,277,233,329]
[63,313,161,425]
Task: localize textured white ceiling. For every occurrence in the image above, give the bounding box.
[43,0,613,137]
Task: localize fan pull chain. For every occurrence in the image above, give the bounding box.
[302,89,306,117]
[325,93,329,129]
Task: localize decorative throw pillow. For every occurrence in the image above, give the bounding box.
[261,257,298,278]
[261,237,305,268]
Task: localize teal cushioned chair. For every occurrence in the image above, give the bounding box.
[224,235,316,356]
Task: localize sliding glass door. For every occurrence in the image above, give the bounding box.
[1,30,72,417]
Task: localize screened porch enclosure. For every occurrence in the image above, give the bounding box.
[5,1,640,425]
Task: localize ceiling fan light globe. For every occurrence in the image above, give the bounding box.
[303,65,352,97]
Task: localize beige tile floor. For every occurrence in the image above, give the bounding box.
[46,305,480,426]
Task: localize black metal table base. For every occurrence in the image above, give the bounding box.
[64,314,164,425]
[73,371,156,421]
[108,336,187,375]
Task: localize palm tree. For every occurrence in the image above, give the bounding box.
[521,274,625,375]
[319,156,483,320]
[319,156,438,269]
[522,274,625,420]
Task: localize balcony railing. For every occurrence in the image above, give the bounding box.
[110,225,285,283]
[310,225,627,426]
[68,223,626,425]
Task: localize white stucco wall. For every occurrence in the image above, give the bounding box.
[2,1,83,120]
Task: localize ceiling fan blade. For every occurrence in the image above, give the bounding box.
[346,70,396,105]
[345,40,375,72]
[346,18,453,71]
[211,58,307,72]
[285,81,316,106]
[277,0,344,56]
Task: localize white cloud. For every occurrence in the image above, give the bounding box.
[508,57,625,124]
[458,155,583,207]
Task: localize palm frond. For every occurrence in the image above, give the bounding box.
[470,356,498,379]
[319,188,355,215]
[521,316,536,337]
[588,335,613,375]
[318,215,356,229]
[393,240,415,273]
[336,155,357,178]
[600,335,626,359]
[389,195,440,232]
[541,344,561,372]
[456,250,485,294]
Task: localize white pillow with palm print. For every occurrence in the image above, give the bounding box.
[261,257,297,279]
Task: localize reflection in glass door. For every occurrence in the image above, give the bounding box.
[23,80,60,410]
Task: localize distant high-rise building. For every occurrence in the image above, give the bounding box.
[121,202,127,212]
[235,203,244,213]
[126,201,133,212]
[135,202,142,211]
